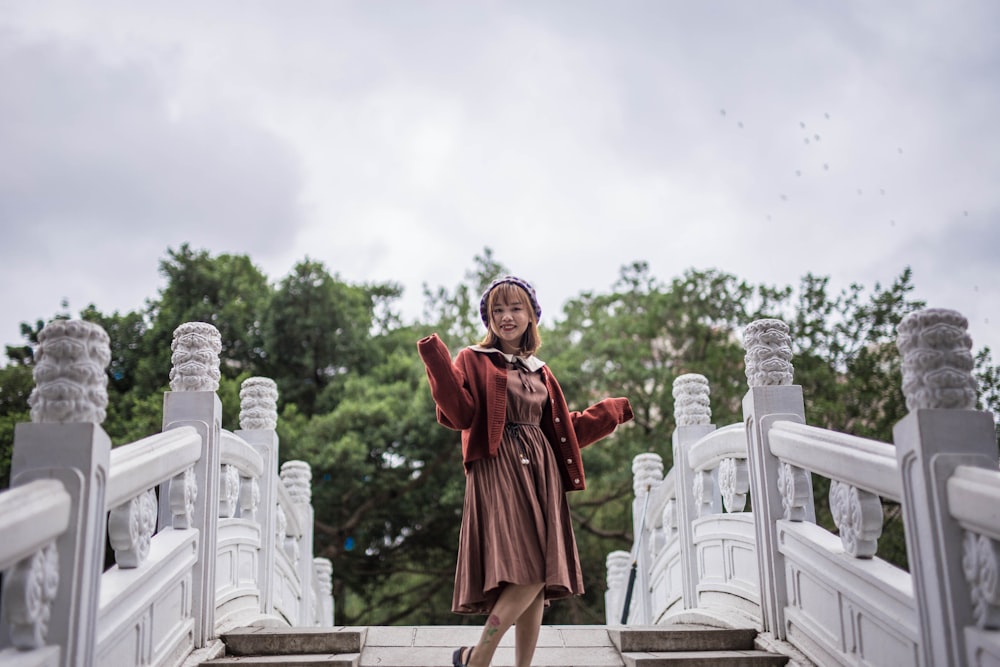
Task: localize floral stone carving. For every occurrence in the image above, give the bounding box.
[2,542,59,649]
[169,322,222,392]
[719,457,749,513]
[170,467,197,530]
[777,461,810,521]
[239,376,279,430]
[743,319,794,387]
[28,319,111,424]
[281,460,313,505]
[962,531,1000,629]
[896,308,977,411]
[673,374,711,426]
[829,480,882,558]
[631,453,663,497]
[108,489,158,568]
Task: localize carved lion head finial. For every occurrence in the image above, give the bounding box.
[897,308,977,411]
[29,319,111,424]
[743,319,794,387]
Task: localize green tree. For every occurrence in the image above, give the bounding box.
[281,324,467,625]
[541,263,791,621]
[2,246,998,628]
[136,244,273,394]
[0,363,33,488]
[262,259,400,415]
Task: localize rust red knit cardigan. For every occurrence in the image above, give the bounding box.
[417,333,633,492]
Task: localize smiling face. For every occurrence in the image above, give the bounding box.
[487,284,535,354]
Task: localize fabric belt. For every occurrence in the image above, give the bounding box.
[504,422,535,465]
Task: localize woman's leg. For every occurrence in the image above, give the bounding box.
[465,583,544,667]
[513,587,545,667]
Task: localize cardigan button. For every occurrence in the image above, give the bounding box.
[566,458,573,464]
[554,417,561,423]
[560,437,566,443]
[573,478,581,485]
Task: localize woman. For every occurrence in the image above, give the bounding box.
[418,275,633,667]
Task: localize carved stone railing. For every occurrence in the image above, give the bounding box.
[0,320,333,667]
[893,308,996,667]
[609,308,1000,667]
[0,479,71,663]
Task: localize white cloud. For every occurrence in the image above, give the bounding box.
[0,0,997,359]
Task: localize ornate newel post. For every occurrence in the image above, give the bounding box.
[628,453,663,625]
[671,373,716,611]
[235,377,280,617]
[3,320,112,667]
[741,319,812,641]
[281,461,315,625]
[892,308,994,667]
[605,550,632,625]
[160,322,223,647]
[313,558,334,625]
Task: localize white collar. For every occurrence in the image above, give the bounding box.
[469,345,547,372]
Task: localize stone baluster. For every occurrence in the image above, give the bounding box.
[313,558,334,625]
[2,320,112,667]
[892,308,995,667]
[158,322,223,648]
[629,453,663,625]
[235,376,280,617]
[741,318,812,641]
[605,550,632,625]
[671,373,716,611]
[281,460,315,625]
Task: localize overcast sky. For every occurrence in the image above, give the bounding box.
[2,1,998,362]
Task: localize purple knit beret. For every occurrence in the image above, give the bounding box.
[479,275,542,327]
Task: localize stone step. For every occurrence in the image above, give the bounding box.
[199,624,790,667]
[201,654,360,667]
[609,627,759,652]
[356,645,623,667]
[220,626,366,656]
[622,650,788,666]
[358,625,622,667]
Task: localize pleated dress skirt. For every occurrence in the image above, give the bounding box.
[452,361,585,614]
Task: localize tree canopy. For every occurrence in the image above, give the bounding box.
[1,246,998,625]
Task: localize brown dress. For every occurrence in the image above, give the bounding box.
[452,357,585,614]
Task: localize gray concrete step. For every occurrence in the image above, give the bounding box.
[201,625,789,667]
[201,655,360,667]
[220,626,366,656]
[358,625,621,667]
[609,627,758,652]
[622,651,788,666]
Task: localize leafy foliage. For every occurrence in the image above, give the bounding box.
[1,245,997,627]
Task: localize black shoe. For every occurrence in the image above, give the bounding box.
[452,646,473,666]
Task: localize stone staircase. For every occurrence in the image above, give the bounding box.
[197,625,792,666]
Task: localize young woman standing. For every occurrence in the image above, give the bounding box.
[417,275,633,667]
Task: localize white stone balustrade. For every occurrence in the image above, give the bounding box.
[235,376,282,620]
[893,308,999,667]
[0,320,333,667]
[604,550,632,626]
[612,309,1000,667]
[4,301,998,667]
[2,319,113,667]
[0,479,70,656]
[280,460,315,625]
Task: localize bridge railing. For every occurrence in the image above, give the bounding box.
[608,308,1000,667]
[0,320,333,667]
